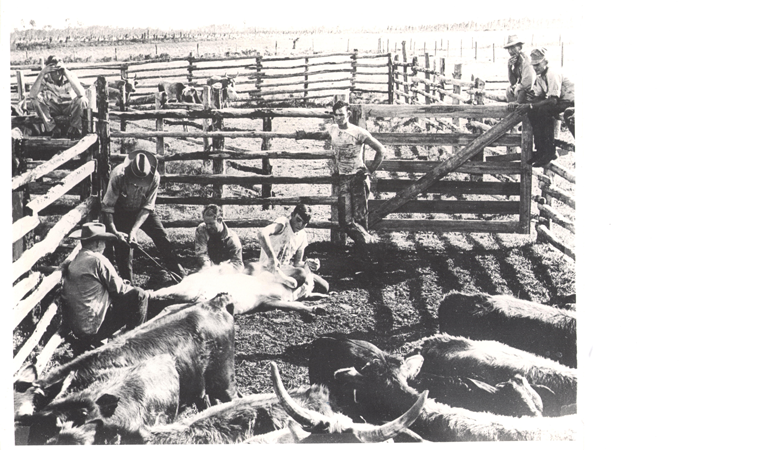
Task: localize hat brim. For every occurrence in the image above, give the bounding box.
[503,42,524,48]
[70,230,118,241]
[126,150,158,181]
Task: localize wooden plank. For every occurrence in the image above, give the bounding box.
[161,174,334,185]
[519,119,534,234]
[372,132,520,147]
[111,108,332,120]
[13,248,74,328]
[372,219,521,233]
[369,110,525,226]
[536,224,575,260]
[368,200,518,215]
[542,184,576,209]
[246,84,353,97]
[13,272,43,306]
[375,160,521,175]
[13,302,59,374]
[34,332,65,376]
[545,161,576,184]
[538,203,576,234]
[112,130,330,140]
[164,218,338,229]
[156,196,336,206]
[13,215,40,244]
[27,161,95,214]
[12,135,97,190]
[259,68,352,80]
[246,76,352,90]
[362,104,510,119]
[12,197,94,281]
[376,179,520,196]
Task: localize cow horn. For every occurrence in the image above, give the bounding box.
[351,391,428,443]
[270,362,328,430]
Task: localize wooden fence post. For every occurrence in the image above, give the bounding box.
[187,54,194,83]
[254,53,263,106]
[350,49,358,102]
[401,41,410,104]
[469,78,486,183]
[411,56,419,105]
[119,65,128,154]
[520,118,533,235]
[438,58,446,103]
[387,52,394,105]
[423,53,431,105]
[261,117,273,210]
[96,76,111,200]
[474,41,478,60]
[303,56,309,106]
[211,86,224,199]
[154,93,165,176]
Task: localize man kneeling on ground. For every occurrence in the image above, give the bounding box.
[257,204,330,300]
[194,204,244,272]
[60,222,149,355]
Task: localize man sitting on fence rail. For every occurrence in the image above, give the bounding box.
[60,222,150,355]
[194,204,244,272]
[258,204,330,300]
[503,35,536,104]
[329,100,385,250]
[102,150,187,284]
[28,55,88,139]
[510,48,575,167]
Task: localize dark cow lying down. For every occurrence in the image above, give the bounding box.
[150,262,327,316]
[14,294,236,426]
[438,292,577,368]
[309,337,580,441]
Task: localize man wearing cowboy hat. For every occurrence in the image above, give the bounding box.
[60,222,150,354]
[102,149,187,284]
[503,35,536,104]
[28,55,88,139]
[517,47,575,167]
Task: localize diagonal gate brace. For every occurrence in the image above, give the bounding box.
[368,108,527,227]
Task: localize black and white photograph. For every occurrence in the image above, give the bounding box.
[0,1,661,446]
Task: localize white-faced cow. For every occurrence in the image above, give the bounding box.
[417,334,577,417]
[308,337,580,441]
[150,262,327,317]
[206,74,239,108]
[438,292,577,368]
[15,354,179,445]
[14,294,237,422]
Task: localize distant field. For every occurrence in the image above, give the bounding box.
[11,28,577,83]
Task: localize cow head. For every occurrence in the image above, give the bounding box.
[118,74,138,95]
[180,85,201,104]
[271,362,426,443]
[308,338,425,424]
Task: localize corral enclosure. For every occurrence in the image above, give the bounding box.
[10,27,577,443]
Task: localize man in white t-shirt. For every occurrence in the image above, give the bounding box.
[329,100,385,247]
[258,204,329,299]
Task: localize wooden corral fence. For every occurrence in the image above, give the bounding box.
[11,79,109,375]
[534,162,575,260]
[10,51,392,109]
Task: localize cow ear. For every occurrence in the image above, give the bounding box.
[15,363,38,386]
[467,378,498,394]
[95,394,120,418]
[402,355,424,380]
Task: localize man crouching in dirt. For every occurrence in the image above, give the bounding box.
[194,204,244,272]
[329,101,385,256]
[257,204,330,300]
[60,223,149,356]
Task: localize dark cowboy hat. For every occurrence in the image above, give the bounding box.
[69,222,117,242]
[126,150,157,185]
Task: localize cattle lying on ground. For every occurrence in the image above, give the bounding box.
[251,362,427,444]
[417,334,577,417]
[16,354,179,445]
[438,292,577,368]
[408,370,544,417]
[14,294,236,420]
[308,337,579,441]
[150,263,327,316]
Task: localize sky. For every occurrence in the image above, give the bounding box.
[2,0,580,31]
